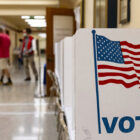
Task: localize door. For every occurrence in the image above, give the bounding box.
[46,8,76,96]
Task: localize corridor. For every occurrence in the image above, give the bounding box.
[0,56,58,140]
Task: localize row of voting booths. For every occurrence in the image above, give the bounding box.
[54,29,140,140]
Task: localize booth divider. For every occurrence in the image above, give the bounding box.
[55,29,140,140]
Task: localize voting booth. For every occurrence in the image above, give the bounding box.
[55,36,75,140]
[55,40,65,107]
[55,29,140,140]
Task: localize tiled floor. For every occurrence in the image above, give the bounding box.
[0,56,58,140]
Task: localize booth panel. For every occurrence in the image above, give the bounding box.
[75,29,140,140]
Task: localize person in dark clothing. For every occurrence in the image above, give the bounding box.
[18,39,23,66]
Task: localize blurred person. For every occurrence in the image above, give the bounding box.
[17,39,23,68]
[20,28,38,81]
[5,29,11,66]
[0,26,12,85]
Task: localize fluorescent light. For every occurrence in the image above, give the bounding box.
[25,19,46,27]
[34,16,45,19]
[39,33,46,38]
[21,16,30,19]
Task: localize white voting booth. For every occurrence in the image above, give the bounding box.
[55,37,75,140]
[55,29,140,140]
[55,40,64,107]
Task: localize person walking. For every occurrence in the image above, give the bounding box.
[0,26,12,85]
[20,28,38,81]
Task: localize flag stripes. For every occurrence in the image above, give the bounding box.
[97,37,140,88]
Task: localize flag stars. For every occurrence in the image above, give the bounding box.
[96,36,124,64]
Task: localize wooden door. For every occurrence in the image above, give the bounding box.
[46,8,76,96]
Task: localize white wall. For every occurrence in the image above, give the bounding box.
[32,33,46,51]
[39,38,46,50]
[84,0,140,28]
[118,0,140,28]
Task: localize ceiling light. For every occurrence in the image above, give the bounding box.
[34,16,45,19]
[25,19,46,27]
[21,16,30,19]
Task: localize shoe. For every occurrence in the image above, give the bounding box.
[3,81,13,86]
[24,77,31,81]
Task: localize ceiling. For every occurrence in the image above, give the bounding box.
[0,0,81,9]
[0,16,30,29]
[0,0,81,16]
[0,16,46,32]
[0,0,59,6]
[0,0,81,32]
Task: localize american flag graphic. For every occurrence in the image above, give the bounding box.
[96,34,140,88]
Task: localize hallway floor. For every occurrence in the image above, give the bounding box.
[0,56,58,140]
